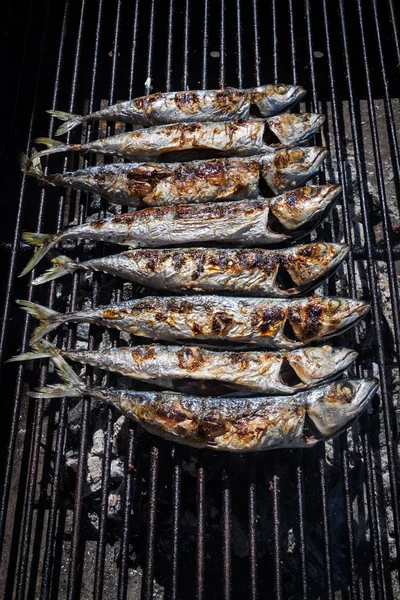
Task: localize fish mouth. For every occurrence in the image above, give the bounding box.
[308,113,326,133]
[309,147,329,173]
[353,378,379,409]
[291,184,342,231]
[323,299,370,340]
[289,86,307,105]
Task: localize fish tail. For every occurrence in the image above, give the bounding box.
[19,150,43,179]
[20,231,58,277]
[33,137,74,159]
[16,299,66,343]
[47,110,83,137]
[27,342,84,399]
[6,338,61,364]
[32,255,81,285]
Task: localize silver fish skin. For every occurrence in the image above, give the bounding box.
[20,147,328,207]
[33,243,350,298]
[25,353,378,451]
[48,85,306,135]
[20,185,341,277]
[9,340,357,396]
[33,115,326,162]
[17,295,370,349]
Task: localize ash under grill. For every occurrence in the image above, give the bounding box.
[0,0,399,599]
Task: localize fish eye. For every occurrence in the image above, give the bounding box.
[327,299,341,314]
[276,85,288,94]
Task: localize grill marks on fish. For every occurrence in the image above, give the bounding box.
[17,295,370,349]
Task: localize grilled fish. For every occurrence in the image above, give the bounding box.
[20,147,328,207]
[17,295,369,349]
[49,84,306,136]
[22,350,378,451]
[32,243,350,297]
[33,114,325,163]
[20,185,341,277]
[9,340,357,395]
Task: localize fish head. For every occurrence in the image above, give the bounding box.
[287,296,370,343]
[251,84,306,117]
[286,345,358,386]
[261,146,329,194]
[282,242,350,287]
[267,112,326,146]
[305,378,378,439]
[269,184,341,232]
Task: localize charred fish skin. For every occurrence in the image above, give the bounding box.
[33,243,350,297]
[20,148,328,208]
[25,351,378,451]
[19,185,341,277]
[33,114,325,162]
[48,85,306,135]
[18,295,370,349]
[10,339,357,395]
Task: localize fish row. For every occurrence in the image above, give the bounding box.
[10,342,377,452]
[20,185,340,277]
[13,82,377,452]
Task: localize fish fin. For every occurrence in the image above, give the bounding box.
[47,110,83,136]
[28,342,83,398]
[19,151,43,178]
[6,338,58,363]
[32,255,79,285]
[33,137,70,159]
[16,299,64,343]
[35,137,64,148]
[20,232,57,277]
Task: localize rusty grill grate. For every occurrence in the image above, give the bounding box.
[0,1,399,599]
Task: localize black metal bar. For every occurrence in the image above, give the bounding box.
[235,0,242,88]
[248,456,258,600]
[271,0,278,84]
[141,443,160,600]
[118,427,136,600]
[252,0,260,87]
[201,0,209,90]
[183,0,190,91]
[271,455,282,600]
[129,0,140,99]
[166,0,174,93]
[219,0,225,89]
[196,461,206,600]
[387,0,400,64]
[171,448,181,600]
[145,0,156,95]
[222,455,232,600]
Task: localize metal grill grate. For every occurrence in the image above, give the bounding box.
[0,1,399,598]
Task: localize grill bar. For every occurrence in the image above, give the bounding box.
[142,444,160,600]
[222,457,232,600]
[248,457,258,600]
[118,428,136,600]
[387,0,400,63]
[196,461,206,600]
